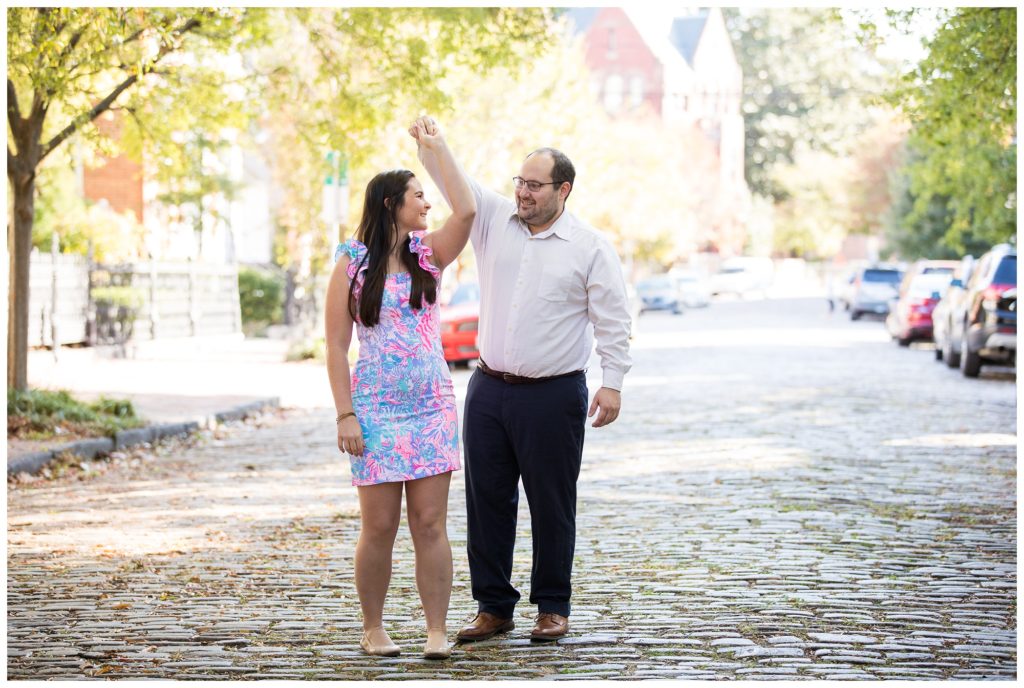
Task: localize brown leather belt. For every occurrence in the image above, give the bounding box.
[476,360,585,385]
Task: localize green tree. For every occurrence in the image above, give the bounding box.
[391,29,725,271]
[724,7,887,202]
[883,142,997,260]
[253,8,555,324]
[7,7,264,390]
[7,7,552,389]
[885,7,1016,252]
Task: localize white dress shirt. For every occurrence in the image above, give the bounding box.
[425,163,633,390]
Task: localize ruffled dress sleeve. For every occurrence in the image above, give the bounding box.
[408,231,441,280]
[335,238,369,300]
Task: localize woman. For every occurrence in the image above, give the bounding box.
[324,117,474,660]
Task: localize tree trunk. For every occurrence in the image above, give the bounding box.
[8,171,35,391]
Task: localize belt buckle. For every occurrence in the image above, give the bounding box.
[502,372,517,384]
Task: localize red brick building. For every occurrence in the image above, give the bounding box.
[83,110,145,223]
[568,7,750,255]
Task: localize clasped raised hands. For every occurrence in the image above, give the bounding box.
[409,115,443,150]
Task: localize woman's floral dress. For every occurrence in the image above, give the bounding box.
[334,230,460,486]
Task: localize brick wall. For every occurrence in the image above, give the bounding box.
[83,111,144,223]
[585,8,664,115]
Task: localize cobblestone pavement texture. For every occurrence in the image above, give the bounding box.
[7,298,1017,680]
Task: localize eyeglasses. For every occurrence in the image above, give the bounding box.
[513,176,562,192]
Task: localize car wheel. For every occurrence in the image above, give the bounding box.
[934,346,943,361]
[897,336,911,347]
[850,310,862,321]
[943,329,960,368]
[960,328,981,378]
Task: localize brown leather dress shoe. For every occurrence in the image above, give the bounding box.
[530,612,569,641]
[456,612,515,642]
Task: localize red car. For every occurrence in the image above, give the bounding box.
[440,282,480,366]
[886,272,953,346]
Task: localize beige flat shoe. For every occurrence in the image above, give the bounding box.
[423,628,451,660]
[360,627,401,657]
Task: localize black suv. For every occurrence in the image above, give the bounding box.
[947,244,1016,377]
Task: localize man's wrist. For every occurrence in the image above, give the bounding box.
[601,370,624,391]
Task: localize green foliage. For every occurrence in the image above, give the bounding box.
[7,8,261,161]
[771,149,854,258]
[7,387,144,439]
[286,336,326,363]
[724,8,889,202]
[883,143,998,260]
[885,7,1016,252]
[33,165,148,262]
[384,31,726,268]
[91,286,146,309]
[256,7,555,285]
[238,266,284,328]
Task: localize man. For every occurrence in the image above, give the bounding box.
[413,116,631,642]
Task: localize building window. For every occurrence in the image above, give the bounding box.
[604,74,624,113]
[606,27,617,59]
[629,76,644,108]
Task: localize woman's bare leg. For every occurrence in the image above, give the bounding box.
[405,471,454,634]
[355,482,404,634]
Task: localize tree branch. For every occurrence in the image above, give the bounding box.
[39,71,139,161]
[38,16,204,163]
[8,79,22,125]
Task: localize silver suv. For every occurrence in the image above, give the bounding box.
[848,266,903,320]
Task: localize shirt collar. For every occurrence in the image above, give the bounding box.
[510,207,575,241]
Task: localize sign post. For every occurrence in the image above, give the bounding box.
[322,150,349,245]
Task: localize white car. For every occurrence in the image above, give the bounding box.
[710,257,774,297]
[669,269,711,308]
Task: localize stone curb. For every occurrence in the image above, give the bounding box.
[7,397,280,477]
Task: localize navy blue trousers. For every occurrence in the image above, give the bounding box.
[463,368,587,619]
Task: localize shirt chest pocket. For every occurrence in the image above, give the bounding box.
[538,266,572,302]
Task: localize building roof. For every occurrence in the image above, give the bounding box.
[623,7,694,76]
[566,6,717,76]
[669,11,709,66]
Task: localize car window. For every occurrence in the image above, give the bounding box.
[993,256,1016,285]
[640,276,673,289]
[921,266,954,274]
[863,269,901,283]
[448,283,480,306]
[908,274,952,297]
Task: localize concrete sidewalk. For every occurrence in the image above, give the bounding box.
[9,336,329,473]
[25,335,332,418]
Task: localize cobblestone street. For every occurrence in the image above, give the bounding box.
[7,297,1017,680]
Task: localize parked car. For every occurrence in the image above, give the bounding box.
[710,257,774,297]
[625,282,642,337]
[897,259,959,299]
[885,272,953,345]
[440,282,480,366]
[837,269,859,311]
[847,266,903,320]
[943,244,1016,377]
[933,256,975,365]
[636,274,684,314]
[669,269,711,308]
